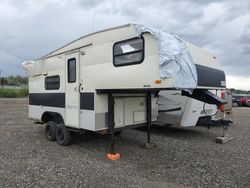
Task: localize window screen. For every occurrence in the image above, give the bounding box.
[45,76,60,90]
[68,58,76,83]
[113,37,144,66]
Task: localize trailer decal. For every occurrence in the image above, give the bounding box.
[196,64,225,88]
[80,93,94,110]
[29,92,94,110]
[29,93,65,108]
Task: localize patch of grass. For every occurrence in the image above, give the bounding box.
[0,87,28,98]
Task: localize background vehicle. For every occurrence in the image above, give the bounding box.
[232,97,241,107]
[232,94,250,107]
[240,97,250,107]
[246,99,250,107]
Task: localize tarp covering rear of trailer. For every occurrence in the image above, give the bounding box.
[134,24,198,90]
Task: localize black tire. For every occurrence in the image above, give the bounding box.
[55,124,71,146]
[45,121,57,141]
[115,130,123,136]
[232,102,239,107]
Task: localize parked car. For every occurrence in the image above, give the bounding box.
[232,97,241,107]
[241,97,250,107]
[246,99,250,107]
[232,94,250,107]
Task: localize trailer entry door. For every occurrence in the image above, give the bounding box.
[65,52,80,128]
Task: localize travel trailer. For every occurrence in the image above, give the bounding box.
[23,24,226,159]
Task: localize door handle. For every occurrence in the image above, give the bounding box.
[78,83,82,93]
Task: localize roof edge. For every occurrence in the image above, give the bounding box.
[41,23,135,59]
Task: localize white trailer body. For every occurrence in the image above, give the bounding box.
[23,24,226,146]
[157,90,220,127]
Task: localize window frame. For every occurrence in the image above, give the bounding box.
[113,36,145,67]
[45,75,60,90]
[67,58,76,83]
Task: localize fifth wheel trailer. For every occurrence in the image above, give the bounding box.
[23,24,226,159]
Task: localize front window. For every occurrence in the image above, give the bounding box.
[113,37,144,67]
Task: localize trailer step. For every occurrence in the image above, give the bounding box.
[215,134,234,144]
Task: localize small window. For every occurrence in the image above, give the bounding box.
[68,58,76,83]
[113,37,144,67]
[45,76,60,90]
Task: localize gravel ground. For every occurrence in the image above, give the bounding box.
[0,98,250,188]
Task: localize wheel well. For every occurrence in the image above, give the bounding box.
[41,112,64,124]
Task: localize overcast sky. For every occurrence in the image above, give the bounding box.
[0,0,249,89]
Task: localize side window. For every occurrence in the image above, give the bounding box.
[45,76,60,90]
[113,37,144,67]
[68,58,76,83]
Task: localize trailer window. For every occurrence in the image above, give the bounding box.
[113,37,144,67]
[45,76,60,90]
[68,58,76,83]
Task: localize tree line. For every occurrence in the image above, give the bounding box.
[229,88,250,95]
[0,76,28,86]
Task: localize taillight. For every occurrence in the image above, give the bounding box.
[219,91,225,111]
[221,91,225,99]
[219,104,224,112]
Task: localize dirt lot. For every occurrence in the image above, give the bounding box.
[0,98,250,188]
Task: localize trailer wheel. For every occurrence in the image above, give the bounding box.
[115,130,123,136]
[55,124,71,146]
[45,121,57,141]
